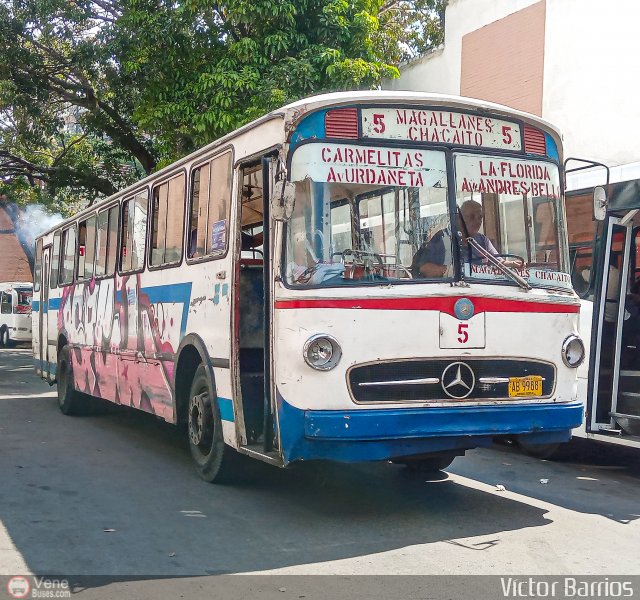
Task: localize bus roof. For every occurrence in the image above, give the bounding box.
[36,91,563,239]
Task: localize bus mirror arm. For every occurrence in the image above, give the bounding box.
[271,180,296,221]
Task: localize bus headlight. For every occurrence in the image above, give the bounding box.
[303,335,342,371]
[562,335,585,368]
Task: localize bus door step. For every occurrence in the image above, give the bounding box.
[238,444,283,467]
[598,425,622,435]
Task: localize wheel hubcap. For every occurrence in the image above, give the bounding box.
[189,392,212,448]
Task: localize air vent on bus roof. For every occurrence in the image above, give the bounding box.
[325,108,359,139]
[523,125,547,155]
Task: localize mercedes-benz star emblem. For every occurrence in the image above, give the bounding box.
[441,362,475,399]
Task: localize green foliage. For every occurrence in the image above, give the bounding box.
[0,0,445,211]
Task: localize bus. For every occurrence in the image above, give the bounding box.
[0,282,33,347]
[31,92,584,482]
[565,162,640,448]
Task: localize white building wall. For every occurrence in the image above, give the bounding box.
[543,0,640,168]
[386,0,540,95]
[388,0,640,170]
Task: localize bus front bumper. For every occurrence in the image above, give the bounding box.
[277,394,583,465]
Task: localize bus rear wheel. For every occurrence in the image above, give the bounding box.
[57,345,83,415]
[187,364,237,483]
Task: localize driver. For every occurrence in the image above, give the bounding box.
[411,200,498,278]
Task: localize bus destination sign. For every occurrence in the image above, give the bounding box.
[290,143,446,188]
[361,108,522,152]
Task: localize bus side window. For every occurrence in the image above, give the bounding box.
[50,232,61,289]
[85,216,96,280]
[150,173,185,267]
[120,191,148,273]
[34,239,43,292]
[106,205,119,275]
[59,225,77,286]
[95,209,109,277]
[188,151,232,259]
[0,292,11,314]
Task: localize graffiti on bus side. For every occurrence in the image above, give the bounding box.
[57,276,184,419]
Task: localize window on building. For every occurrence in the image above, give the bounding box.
[150,174,185,267]
[188,152,233,259]
[120,191,148,272]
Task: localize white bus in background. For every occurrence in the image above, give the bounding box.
[31,92,584,482]
[0,282,33,347]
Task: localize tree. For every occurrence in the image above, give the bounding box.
[0,0,445,209]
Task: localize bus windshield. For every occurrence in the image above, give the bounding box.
[285,142,570,291]
[453,153,569,289]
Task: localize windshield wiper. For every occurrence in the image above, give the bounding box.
[466,237,531,290]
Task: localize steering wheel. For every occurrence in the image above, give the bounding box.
[342,249,384,266]
[495,253,526,267]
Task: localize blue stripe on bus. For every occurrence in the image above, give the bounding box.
[33,358,57,376]
[41,282,192,337]
[32,300,40,312]
[143,282,192,338]
[217,397,234,422]
[545,132,559,161]
[289,110,326,150]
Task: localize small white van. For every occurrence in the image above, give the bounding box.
[0,282,33,347]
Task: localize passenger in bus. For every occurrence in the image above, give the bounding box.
[411,200,498,278]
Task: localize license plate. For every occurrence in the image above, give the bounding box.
[508,375,543,397]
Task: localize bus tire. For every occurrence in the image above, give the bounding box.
[57,345,83,415]
[187,364,237,483]
[399,452,457,473]
[0,327,10,348]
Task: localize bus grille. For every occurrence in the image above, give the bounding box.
[348,358,556,403]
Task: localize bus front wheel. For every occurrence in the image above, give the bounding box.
[397,452,458,473]
[0,327,10,348]
[518,440,561,460]
[57,346,83,415]
[187,364,237,483]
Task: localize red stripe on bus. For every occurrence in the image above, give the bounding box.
[274,297,580,315]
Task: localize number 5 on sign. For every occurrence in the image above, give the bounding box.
[439,313,486,349]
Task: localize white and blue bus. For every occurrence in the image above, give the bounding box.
[32,92,584,481]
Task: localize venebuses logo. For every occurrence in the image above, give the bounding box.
[7,577,30,599]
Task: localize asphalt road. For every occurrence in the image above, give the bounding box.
[1,347,639,598]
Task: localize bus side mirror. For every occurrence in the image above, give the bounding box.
[271,180,295,221]
[593,186,607,221]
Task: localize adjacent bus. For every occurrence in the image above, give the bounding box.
[0,282,33,347]
[565,163,640,448]
[32,92,584,481]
